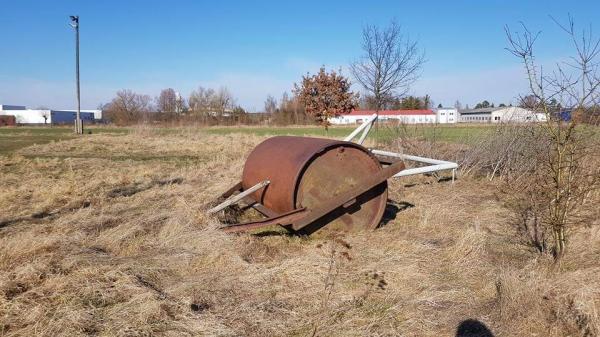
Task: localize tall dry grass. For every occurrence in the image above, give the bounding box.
[0,130,598,336]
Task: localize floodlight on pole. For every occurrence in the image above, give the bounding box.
[70,15,82,134]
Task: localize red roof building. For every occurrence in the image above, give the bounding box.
[330,109,437,124]
[344,109,435,116]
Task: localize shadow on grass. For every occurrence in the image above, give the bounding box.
[249,199,414,237]
[455,319,494,337]
[378,200,415,228]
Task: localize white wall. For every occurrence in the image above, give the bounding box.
[391,115,436,124]
[491,107,543,123]
[436,108,458,123]
[0,109,50,124]
[460,113,492,123]
[460,107,545,123]
[330,114,436,125]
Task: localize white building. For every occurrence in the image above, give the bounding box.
[330,110,437,125]
[58,109,103,120]
[0,105,26,111]
[0,108,50,124]
[435,107,458,123]
[459,107,546,123]
[0,104,102,124]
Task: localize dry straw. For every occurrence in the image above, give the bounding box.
[1,130,598,336]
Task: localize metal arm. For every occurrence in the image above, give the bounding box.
[345,116,459,181]
[343,114,378,144]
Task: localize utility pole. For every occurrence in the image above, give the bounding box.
[70,15,83,134]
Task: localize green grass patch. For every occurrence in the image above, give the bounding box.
[206,124,495,144]
[0,126,129,155]
[0,124,499,156]
[377,124,494,144]
[205,126,356,138]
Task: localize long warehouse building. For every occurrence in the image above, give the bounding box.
[0,105,102,124]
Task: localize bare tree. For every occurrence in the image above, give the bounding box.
[40,111,49,124]
[350,20,425,112]
[505,16,600,258]
[264,95,278,114]
[104,89,152,125]
[189,86,215,123]
[454,100,463,110]
[156,88,177,113]
[175,92,187,114]
[36,106,50,124]
[518,94,539,110]
[188,86,235,124]
[214,87,234,120]
[189,87,215,112]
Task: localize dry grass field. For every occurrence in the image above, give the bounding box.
[1,127,599,336]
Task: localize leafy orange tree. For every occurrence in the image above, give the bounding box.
[294,67,358,131]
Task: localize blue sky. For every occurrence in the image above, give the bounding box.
[1,0,598,111]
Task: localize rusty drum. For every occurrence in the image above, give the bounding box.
[241,136,388,234]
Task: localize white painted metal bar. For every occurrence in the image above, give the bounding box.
[370,149,458,178]
[208,180,270,214]
[357,120,373,145]
[343,114,378,142]
[372,149,457,166]
[344,119,459,181]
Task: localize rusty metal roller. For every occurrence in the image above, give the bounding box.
[241,136,388,234]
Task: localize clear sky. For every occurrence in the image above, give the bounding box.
[1,0,598,111]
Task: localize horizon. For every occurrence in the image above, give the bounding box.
[1,0,598,112]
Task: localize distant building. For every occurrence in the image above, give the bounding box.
[0,115,16,126]
[50,110,96,124]
[0,108,49,124]
[0,105,26,110]
[57,109,103,120]
[459,107,546,123]
[0,104,102,124]
[435,107,458,123]
[556,110,572,122]
[330,109,436,125]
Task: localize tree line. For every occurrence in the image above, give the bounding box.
[102,86,253,126]
[102,19,429,126]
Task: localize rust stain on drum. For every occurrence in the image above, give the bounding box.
[241,136,387,233]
